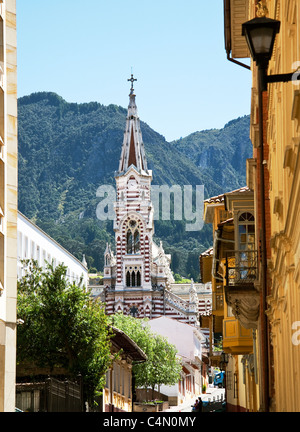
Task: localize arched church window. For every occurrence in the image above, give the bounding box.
[127,231,133,254]
[132,271,136,287]
[126,271,131,287]
[137,271,141,287]
[134,230,140,253]
[126,220,141,255]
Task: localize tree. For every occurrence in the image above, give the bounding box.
[17,260,112,406]
[111,313,182,399]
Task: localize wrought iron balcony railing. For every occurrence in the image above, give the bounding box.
[225,250,258,288]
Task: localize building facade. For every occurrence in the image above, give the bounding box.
[0,0,17,412]
[17,211,88,288]
[203,187,260,411]
[223,0,300,411]
[103,327,147,412]
[148,316,204,406]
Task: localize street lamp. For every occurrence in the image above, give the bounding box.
[242,17,280,68]
[242,16,300,89]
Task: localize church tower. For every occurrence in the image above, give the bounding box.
[103,76,170,317]
[102,76,203,324]
[113,75,155,295]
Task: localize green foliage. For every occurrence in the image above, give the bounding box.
[111,313,182,392]
[174,274,191,284]
[17,259,112,405]
[18,92,251,276]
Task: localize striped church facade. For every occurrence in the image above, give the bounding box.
[97,77,212,328]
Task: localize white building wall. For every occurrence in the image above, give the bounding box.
[148,316,203,361]
[17,212,88,288]
[148,317,204,405]
[0,0,18,412]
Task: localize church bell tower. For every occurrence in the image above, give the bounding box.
[114,75,154,292]
[103,76,177,319]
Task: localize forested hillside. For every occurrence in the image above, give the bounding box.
[18,92,252,279]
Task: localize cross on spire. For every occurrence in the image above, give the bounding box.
[128,74,137,92]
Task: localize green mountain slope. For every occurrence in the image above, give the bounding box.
[18,92,252,279]
[170,115,251,191]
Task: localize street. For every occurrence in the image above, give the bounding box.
[164,386,225,412]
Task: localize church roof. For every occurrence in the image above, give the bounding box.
[117,75,148,175]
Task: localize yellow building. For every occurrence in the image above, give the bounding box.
[203,187,260,412]
[223,0,300,411]
[103,327,147,412]
[0,0,17,412]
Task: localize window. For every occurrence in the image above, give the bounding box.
[36,246,40,265]
[238,212,255,251]
[237,212,256,281]
[24,236,28,258]
[131,271,136,287]
[126,220,140,254]
[126,271,131,287]
[126,231,133,254]
[126,266,142,288]
[134,230,140,253]
[31,241,35,259]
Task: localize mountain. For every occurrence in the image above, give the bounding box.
[18,92,252,279]
[170,115,251,191]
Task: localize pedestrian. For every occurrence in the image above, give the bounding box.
[198,397,203,413]
[192,399,199,412]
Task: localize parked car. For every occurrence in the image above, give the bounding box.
[213,371,225,388]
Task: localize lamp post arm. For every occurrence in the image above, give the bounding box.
[266,72,300,84]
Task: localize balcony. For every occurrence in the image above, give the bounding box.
[223,316,253,355]
[226,250,257,288]
[224,250,260,330]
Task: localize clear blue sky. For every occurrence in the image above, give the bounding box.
[17,0,252,142]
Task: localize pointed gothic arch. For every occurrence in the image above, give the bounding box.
[125,217,142,255]
[132,271,136,287]
[126,271,131,287]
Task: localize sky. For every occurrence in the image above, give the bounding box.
[17,0,252,142]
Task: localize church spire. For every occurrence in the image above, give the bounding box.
[118,75,148,174]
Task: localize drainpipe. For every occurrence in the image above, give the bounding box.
[257,63,269,413]
[227,52,251,70]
